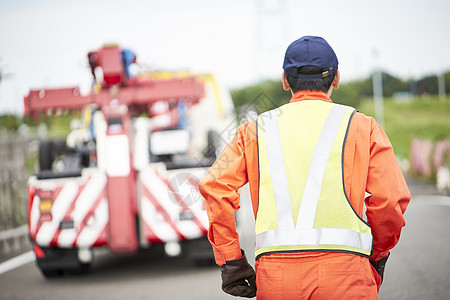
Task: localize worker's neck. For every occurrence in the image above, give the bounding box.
[290,90,332,103]
[326,86,333,98]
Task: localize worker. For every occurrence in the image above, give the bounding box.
[198,35,410,299]
[121,49,136,78]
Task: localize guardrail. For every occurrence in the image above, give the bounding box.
[0,133,29,231]
[0,224,30,257]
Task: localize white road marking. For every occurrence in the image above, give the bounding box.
[0,251,35,275]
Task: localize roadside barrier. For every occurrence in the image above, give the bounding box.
[410,139,450,193]
[0,225,30,257]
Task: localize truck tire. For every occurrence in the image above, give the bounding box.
[185,237,215,267]
[38,140,53,171]
[193,256,215,267]
[36,247,90,278]
[37,262,89,278]
[205,130,221,160]
[52,139,67,157]
[39,267,63,278]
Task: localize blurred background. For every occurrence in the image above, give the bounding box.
[0,0,449,299]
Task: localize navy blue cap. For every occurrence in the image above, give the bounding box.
[283,36,338,79]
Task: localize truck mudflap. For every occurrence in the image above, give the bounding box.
[29,170,109,249]
[138,166,209,245]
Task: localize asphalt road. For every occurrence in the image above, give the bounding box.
[0,246,231,300]
[378,194,450,300]
[0,179,449,300]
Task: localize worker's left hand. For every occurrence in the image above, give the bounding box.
[221,250,257,298]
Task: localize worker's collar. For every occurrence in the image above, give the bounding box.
[289,90,332,103]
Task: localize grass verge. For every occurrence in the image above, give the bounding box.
[358,96,450,159]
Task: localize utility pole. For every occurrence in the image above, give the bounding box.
[372,49,384,128]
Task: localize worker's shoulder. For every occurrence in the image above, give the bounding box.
[350,111,389,144]
[352,111,379,129]
[236,120,257,138]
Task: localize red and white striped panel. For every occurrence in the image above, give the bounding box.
[139,167,208,244]
[29,170,108,249]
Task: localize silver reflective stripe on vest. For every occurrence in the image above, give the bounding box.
[261,109,294,230]
[296,104,351,228]
[255,227,373,252]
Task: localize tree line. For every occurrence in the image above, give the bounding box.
[231,71,450,113]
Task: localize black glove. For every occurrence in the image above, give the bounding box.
[221,250,257,298]
[370,253,390,285]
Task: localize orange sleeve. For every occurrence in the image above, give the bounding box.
[364,119,411,261]
[198,122,255,265]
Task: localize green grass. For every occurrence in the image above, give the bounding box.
[358,96,450,158]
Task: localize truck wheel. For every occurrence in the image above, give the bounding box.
[67,262,90,275]
[35,247,90,278]
[37,263,89,277]
[38,140,53,171]
[52,139,67,157]
[38,267,63,278]
[193,256,215,267]
[205,130,221,160]
[185,237,215,267]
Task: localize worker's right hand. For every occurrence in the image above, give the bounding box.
[370,253,390,285]
[220,250,257,298]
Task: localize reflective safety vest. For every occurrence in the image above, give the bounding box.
[255,100,372,259]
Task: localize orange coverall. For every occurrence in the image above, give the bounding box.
[199,90,411,299]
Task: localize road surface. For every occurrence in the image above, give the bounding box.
[0,179,449,300]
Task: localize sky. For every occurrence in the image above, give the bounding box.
[0,0,449,114]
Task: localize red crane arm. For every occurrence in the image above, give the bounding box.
[24,76,204,118]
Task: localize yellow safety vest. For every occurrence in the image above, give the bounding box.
[255,100,372,259]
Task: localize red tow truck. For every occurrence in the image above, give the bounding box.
[25,45,235,277]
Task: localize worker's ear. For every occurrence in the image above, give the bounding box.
[282,72,291,91]
[332,69,340,89]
